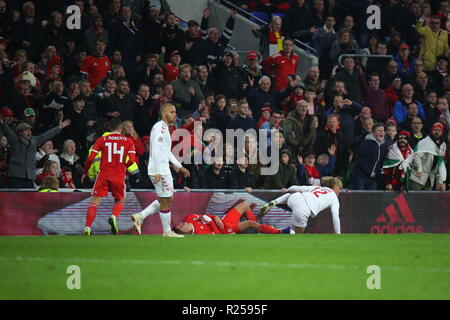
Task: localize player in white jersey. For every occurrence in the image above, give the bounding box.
[257,177,342,234]
[131,103,190,237]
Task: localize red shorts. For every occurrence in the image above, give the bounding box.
[221,208,242,234]
[92,176,126,199]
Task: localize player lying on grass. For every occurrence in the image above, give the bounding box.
[131,199,294,235]
[258,176,342,234]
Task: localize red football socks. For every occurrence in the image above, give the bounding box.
[258,224,281,234]
[112,202,124,217]
[245,209,257,221]
[86,204,98,227]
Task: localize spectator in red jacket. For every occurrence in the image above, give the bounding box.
[359,70,390,123]
[162,49,181,82]
[122,120,144,165]
[384,76,402,115]
[80,39,112,89]
[36,159,58,185]
[256,105,271,129]
[262,38,298,91]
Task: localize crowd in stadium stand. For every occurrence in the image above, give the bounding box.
[0,0,449,192]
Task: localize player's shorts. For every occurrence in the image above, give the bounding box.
[150,174,174,198]
[287,192,312,228]
[92,176,126,199]
[221,208,242,234]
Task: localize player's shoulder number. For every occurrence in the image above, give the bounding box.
[311,187,329,198]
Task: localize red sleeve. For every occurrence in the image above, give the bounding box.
[80,56,90,74]
[205,215,223,234]
[261,55,274,75]
[133,136,144,156]
[125,139,136,167]
[36,172,45,184]
[181,120,195,131]
[107,57,112,72]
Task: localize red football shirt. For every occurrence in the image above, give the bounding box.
[262,51,298,91]
[184,214,221,234]
[80,55,112,89]
[88,132,136,180]
[164,63,179,82]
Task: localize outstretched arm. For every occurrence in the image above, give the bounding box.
[331,199,341,234]
[287,185,317,193]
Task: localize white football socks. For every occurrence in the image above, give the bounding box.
[159,211,172,233]
[139,200,160,220]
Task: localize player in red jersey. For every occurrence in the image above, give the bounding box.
[81,118,136,235]
[80,39,112,89]
[173,200,294,235]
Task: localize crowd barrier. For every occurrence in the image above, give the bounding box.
[0,190,449,235]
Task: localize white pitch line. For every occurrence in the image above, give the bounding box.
[0,256,450,274]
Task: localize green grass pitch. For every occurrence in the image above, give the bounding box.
[0,234,449,300]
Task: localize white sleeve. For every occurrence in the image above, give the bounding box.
[287,185,317,193]
[168,150,182,169]
[148,128,163,174]
[330,197,341,234]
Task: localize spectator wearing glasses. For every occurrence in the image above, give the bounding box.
[406,58,425,85]
[262,38,298,92]
[415,15,449,72]
[393,84,426,125]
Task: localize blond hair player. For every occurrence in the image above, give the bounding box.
[257,177,343,234]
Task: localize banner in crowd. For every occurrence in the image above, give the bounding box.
[0,191,449,235]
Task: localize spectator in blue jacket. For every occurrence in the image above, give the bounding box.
[352,123,389,190]
[393,43,416,78]
[393,83,426,124]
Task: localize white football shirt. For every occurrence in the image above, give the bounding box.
[287,185,341,234]
[147,120,182,175]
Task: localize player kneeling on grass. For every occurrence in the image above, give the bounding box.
[173,200,294,235]
[258,177,342,234]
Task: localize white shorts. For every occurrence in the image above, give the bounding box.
[150,175,174,198]
[287,193,312,228]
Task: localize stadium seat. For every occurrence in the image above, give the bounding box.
[271,13,286,20]
[250,12,269,25]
